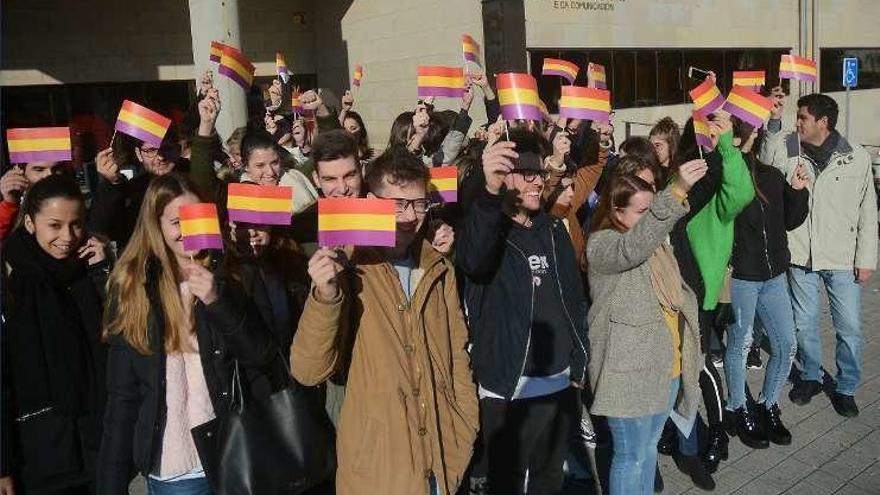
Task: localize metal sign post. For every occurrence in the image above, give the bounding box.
[842,57,859,139]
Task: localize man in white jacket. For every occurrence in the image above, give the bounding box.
[759,91,878,418]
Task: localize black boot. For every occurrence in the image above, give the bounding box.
[653,463,664,493]
[701,426,729,473]
[657,420,676,456]
[762,403,792,445]
[674,454,716,491]
[729,406,769,449]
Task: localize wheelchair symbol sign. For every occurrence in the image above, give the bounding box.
[843,58,859,88]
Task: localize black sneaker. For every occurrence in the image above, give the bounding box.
[654,463,664,493]
[761,403,792,445]
[789,379,823,406]
[702,426,729,474]
[711,352,724,369]
[830,393,860,418]
[657,421,676,456]
[730,406,769,449]
[747,346,764,370]
[674,455,716,491]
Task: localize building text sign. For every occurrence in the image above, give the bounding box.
[552,0,626,12]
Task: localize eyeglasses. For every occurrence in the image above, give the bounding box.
[139,147,160,158]
[510,170,547,184]
[374,195,432,215]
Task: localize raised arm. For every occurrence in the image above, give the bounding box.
[713,129,756,222]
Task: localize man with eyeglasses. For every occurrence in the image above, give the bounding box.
[457,127,588,495]
[88,135,182,253]
[290,147,478,495]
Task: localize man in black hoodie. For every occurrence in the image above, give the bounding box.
[457,128,588,495]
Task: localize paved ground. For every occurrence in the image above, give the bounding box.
[131,267,880,495]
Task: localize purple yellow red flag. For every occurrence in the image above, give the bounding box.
[218,45,255,90]
[6,127,72,164]
[693,111,714,150]
[559,86,611,122]
[291,88,304,114]
[689,79,725,117]
[723,85,774,128]
[318,198,396,247]
[732,71,766,91]
[779,54,817,83]
[429,167,458,203]
[276,52,290,84]
[115,100,172,148]
[209,41,225,63]
[587,63,607,89]
[462,34,482,66]
[496,73,542,121]
[542,58,579,84]
[417,66,465,98]
[227,183,293,225]
[179,203,223,251]
[352,64,363,87]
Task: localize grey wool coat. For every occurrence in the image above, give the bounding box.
[585,189,703,419]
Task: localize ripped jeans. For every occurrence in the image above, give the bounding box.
[725,274,798,410]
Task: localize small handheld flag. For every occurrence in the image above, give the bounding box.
[352,64,363,87]
[227,183,293,225]
[291,88,304,114]
[209,41,225,63]
[429,167,458,203]
[689,79,725,117]
[559,86,611,122]
[179,203,223,251]
[318,198,396,247]
[115,100,172,148]
[587,63,607,89]
[723,85,773,128]
[693,111,714,150]
[218,45,255,90]
[496,73,542,121]
[779,54,817,83]
[732,71,766,91]
[462,35,482,66]
[276,53,290,84]
[417,66,465,98]
[542,58,579,85]
[6,127,72,164]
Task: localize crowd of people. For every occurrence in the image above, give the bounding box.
[0,66,877,495]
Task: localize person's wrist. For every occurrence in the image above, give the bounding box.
[198,121,214,137]
[671,183,688,201]
[315,104,330,117]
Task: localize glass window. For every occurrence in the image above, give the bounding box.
[658,50,684,105]
[613,51,636,109]
[683,50,724,93]
[634,50,658,107]
[821,48,880,92]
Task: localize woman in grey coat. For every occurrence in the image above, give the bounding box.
[585,160,707,495]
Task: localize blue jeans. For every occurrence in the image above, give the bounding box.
[788,267,862,395]
[147,476,213,495]
[725,274,798,409]
[607,378,680,495]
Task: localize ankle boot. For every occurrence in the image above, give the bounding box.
[730,406,769,449]
[653,463,664,493]
[674,454,716,491]
[762,403,792,445]
[657,421,676,456]
[701,426,729,474]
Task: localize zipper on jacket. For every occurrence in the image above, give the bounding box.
[505,239,535,400]
[757,200,774,277]
[549,232,588,381]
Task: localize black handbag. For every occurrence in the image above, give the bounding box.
[192,359,336,495]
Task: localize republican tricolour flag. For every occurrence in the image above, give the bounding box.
[693,111,714,150]
[219,45,255,90]
[227,183,293,225]
[179,203,223,251]
[587,63,607,89]
[417,66,465,98]
[723,85,774,128]
[462,34,482,66]
[209,41,225,63]
[115,100,172,148]
[542,58,579,85]
[732,71,766,91]
[352,65,363,87]
[496,73,542,121]
[6,127,72,164]
[429,167,458,203]
[779,54,817,83]
[689,79,725,117]
[559,86,611,122]
[276,53,290,84]
[318,198,396,247]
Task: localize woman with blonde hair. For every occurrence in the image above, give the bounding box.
[96,173,277,495]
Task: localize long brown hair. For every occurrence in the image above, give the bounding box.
[588,174,655,234]
[731,115,769,204]
[104,173,209,354]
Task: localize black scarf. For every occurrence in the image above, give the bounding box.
[801,130,840,175]
[3,228,105,417]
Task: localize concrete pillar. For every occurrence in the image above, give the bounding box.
[188,0,247,140]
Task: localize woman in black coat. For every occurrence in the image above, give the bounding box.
[1,175,111,495]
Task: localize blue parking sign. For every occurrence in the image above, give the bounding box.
[843,57,859,88]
